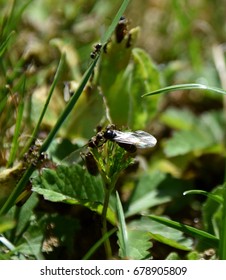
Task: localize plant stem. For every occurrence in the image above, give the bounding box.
[219,183,226,259]
[101,184,113,259]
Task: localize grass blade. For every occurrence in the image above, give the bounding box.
[0,0,132,215]
[7,76,26,167]
[116,191,128,258]
[183,190,223,204]
[0,31,15,57]
[0,55,98,215]
[101,0,130,44]
[82,228,116,260]
[0,235,15,251]
[142,83,226,97]
[0,54,66,214]
[148,215,219,248]
[1,0,32,39]
[20,53,66,157]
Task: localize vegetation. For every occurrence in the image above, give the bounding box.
[0,0,226,260]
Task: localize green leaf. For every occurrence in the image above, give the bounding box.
[148,215,219,248]
[186,251,201,260]
[200,110,226,143]
[8,193,39,240]
[125,171,168,217]
[160,108,196,130]
[14,223,44,259]
[149,232,191,251]
[166,252,181,260]
[32,164,116,225]
[119,230,152,260]
[130,217,193,251]
[33,164,104,202]
[164,129,214,157]
[163,110,225,157]
[129,48,162,128]
[99,27,140,125]
[125,171,188,217]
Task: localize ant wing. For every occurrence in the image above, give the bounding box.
[61,145,87,165]
[113,130,157,148]
[53,138,87,165]
[132,130,157,148]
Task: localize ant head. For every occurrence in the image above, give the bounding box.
[88,132,105,148]
[103,129,116,140]
[95,43,102,50]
